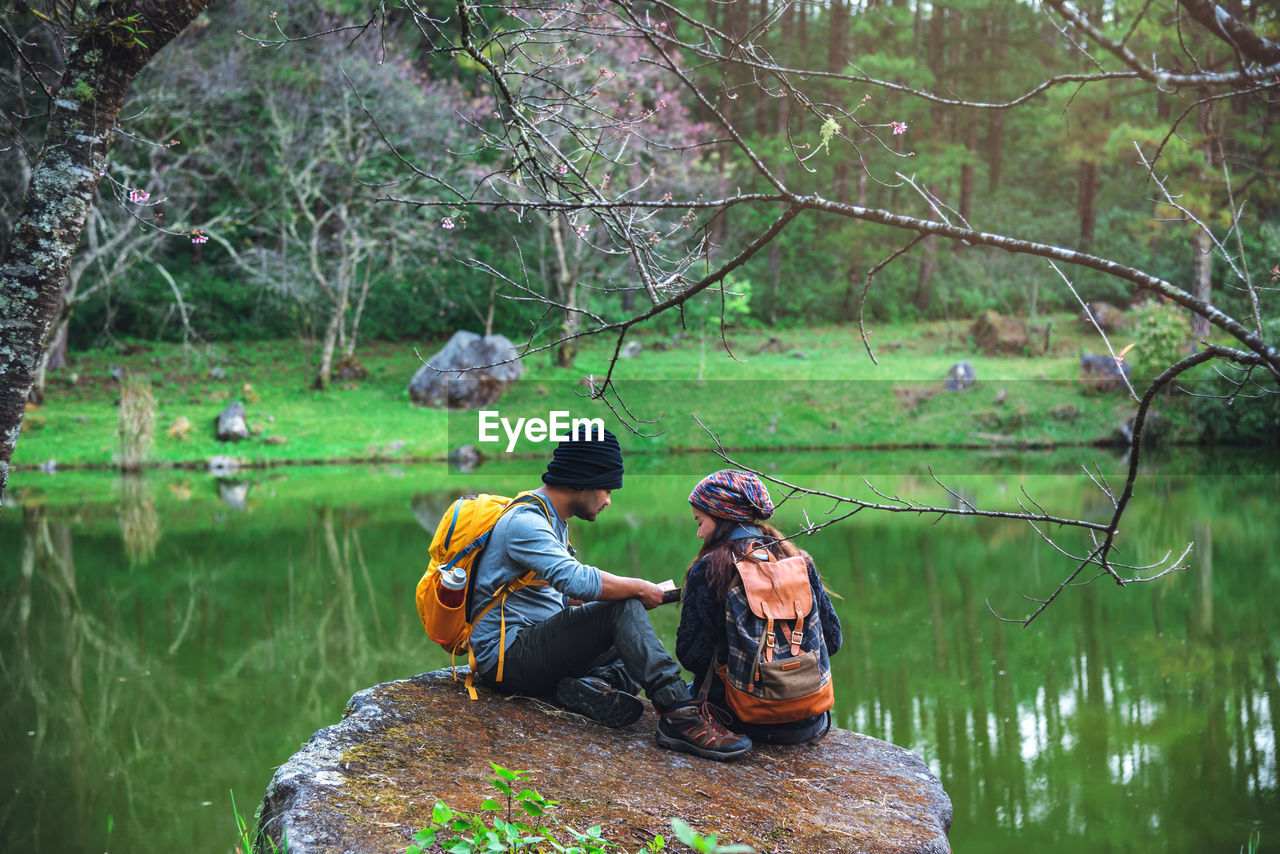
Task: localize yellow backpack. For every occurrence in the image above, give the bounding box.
[414,491,552,698]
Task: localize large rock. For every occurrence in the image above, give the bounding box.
[1079,353,1132,393]
[257,670,952,854]
[969,310,1027,356]
[943,360,975,392]
[215,401,251,441]
[408,331,524,409]
[1080,301,1126,334]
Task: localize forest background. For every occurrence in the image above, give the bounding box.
[2,0,1277,400]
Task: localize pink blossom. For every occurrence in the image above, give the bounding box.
[558,163,568,175]
[891,121,908,135]
[190,230,208,245]
[442,217,455,230]
[128,189,150,204]
[1272,265,1279,282]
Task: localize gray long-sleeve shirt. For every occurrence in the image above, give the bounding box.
[467,493,604,676]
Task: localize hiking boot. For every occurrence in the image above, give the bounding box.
[655,706,752,760]
[555,677,645,728]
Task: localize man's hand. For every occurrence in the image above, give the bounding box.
[635,580,665,610]
[599,571,666,609]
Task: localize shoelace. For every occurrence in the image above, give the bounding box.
[684,706,736,745]
[694,698,734,729]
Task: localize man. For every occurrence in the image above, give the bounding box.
[469,424,750,760]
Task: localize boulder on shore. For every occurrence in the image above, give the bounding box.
[257,669,952,854]
[943,360,975,392]
[408,331,523,409]
[215,401,250,441]
[970,310,1027,356]
[1080,301,1126,334]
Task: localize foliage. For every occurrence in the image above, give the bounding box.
[650,276,754,337]
[7,0,1273,350]
[1190,318,1280,446]
[1126,301,1187,381]
[667,820,754,854]
[406,764,754,854]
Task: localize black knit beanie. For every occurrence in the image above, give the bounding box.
[542,425,624,490]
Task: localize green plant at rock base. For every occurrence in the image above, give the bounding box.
[668,819,755,854]
[408,764,756,854]
[232,790,287,854]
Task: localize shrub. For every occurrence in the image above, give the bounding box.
[1126,301,1186,381]
[1189,318,1280,445]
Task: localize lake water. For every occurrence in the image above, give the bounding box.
[1,448,1277,853]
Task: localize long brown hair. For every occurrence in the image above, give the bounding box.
[686,516,803,601]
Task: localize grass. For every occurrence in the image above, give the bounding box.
[11,314,1207,470]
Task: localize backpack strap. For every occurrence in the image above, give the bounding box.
[694,649,734,727]
[461,491,557,693]
[788,613,805,656]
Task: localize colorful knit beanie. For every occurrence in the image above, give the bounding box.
[689,469,774,523]
[542,424,625,490]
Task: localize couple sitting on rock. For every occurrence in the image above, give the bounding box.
[468,425,842,760]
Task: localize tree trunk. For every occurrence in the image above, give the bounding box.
[955,14,982,235]
[828,0,851,205]
[795,1,807,134]
[316,308,343,391]
[755,0,773,138]
[30,307,70,405]
[987,110,1005,190]
[1190,225,1213,339]
[841,170,870,322]
[986,15,1007,189]
[927,3,946,84]
[1077,160,1099,253]
[957,112,979,248]
[0,0,211,508]
[346,263,374,357]
[547,215,579,369]
[1190,99,1215,339]
[915,233,938,313]
[958,158,974,230]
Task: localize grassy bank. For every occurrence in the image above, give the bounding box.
[12,314,1203,470]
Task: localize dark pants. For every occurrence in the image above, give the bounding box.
[483,599,690,712]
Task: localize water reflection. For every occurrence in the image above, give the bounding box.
[0,461,1277,854]
[842,553,1279,850]
[119,475,159,564]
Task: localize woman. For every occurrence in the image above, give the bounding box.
[675,469,842,744]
